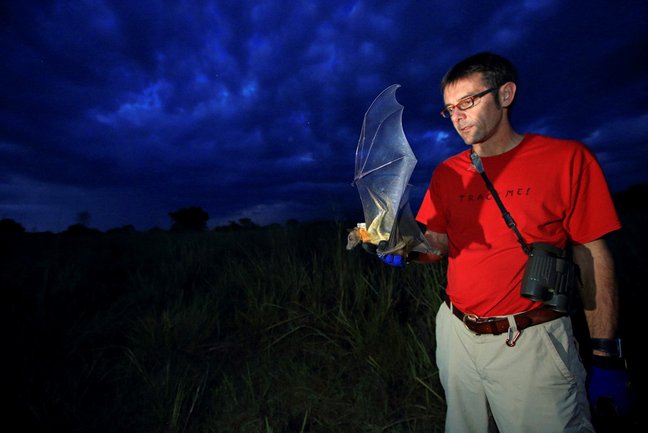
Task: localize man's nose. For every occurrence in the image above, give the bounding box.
[451,108,466,122]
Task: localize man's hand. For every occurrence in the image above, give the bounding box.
[587,354,636,418]
[376,241,406,267]
[378,252,406,267]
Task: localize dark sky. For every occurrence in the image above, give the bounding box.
[2,0,647,232]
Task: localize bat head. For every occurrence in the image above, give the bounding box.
[346,227,362,250]
[346,226,375,250]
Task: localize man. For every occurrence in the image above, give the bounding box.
[380,52,628,432]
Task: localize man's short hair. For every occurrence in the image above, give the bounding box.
[440,52,518,93]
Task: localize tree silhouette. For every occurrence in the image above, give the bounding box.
[63,223,101,236]
[106,224,136,234]
[169,206,209,232]
[0,218,26,234]
[238,218,258,229]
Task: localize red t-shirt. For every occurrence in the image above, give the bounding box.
[416,134,621,316]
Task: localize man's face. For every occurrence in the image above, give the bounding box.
[442,73,503,146]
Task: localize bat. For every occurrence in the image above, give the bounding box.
[347,84,431,256]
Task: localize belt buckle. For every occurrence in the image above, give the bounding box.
[462,313,481,334]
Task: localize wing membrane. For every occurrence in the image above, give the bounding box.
[352,84,431,254]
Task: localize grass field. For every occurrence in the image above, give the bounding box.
[3,221,449,432]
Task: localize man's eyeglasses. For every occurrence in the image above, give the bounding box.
[440,87,496,118]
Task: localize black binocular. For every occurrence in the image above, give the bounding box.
[520,243,577,313]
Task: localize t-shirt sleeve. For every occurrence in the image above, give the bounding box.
[565,145,621,244]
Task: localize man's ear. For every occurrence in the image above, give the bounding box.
[499,82,517,108]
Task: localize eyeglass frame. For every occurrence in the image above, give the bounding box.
[439,87,497,119]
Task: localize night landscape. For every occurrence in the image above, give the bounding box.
[2,1,647,432]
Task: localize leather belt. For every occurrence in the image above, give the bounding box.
[444,296,565,336]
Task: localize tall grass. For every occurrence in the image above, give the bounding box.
[3,221,447,433]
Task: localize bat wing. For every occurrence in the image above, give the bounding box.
[353,84,431,255]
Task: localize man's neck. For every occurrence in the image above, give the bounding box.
[472,130,524,157]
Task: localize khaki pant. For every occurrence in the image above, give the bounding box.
[436,303,594,433]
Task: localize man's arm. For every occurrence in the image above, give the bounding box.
[572,237,619,354]
[573,237,637,416]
